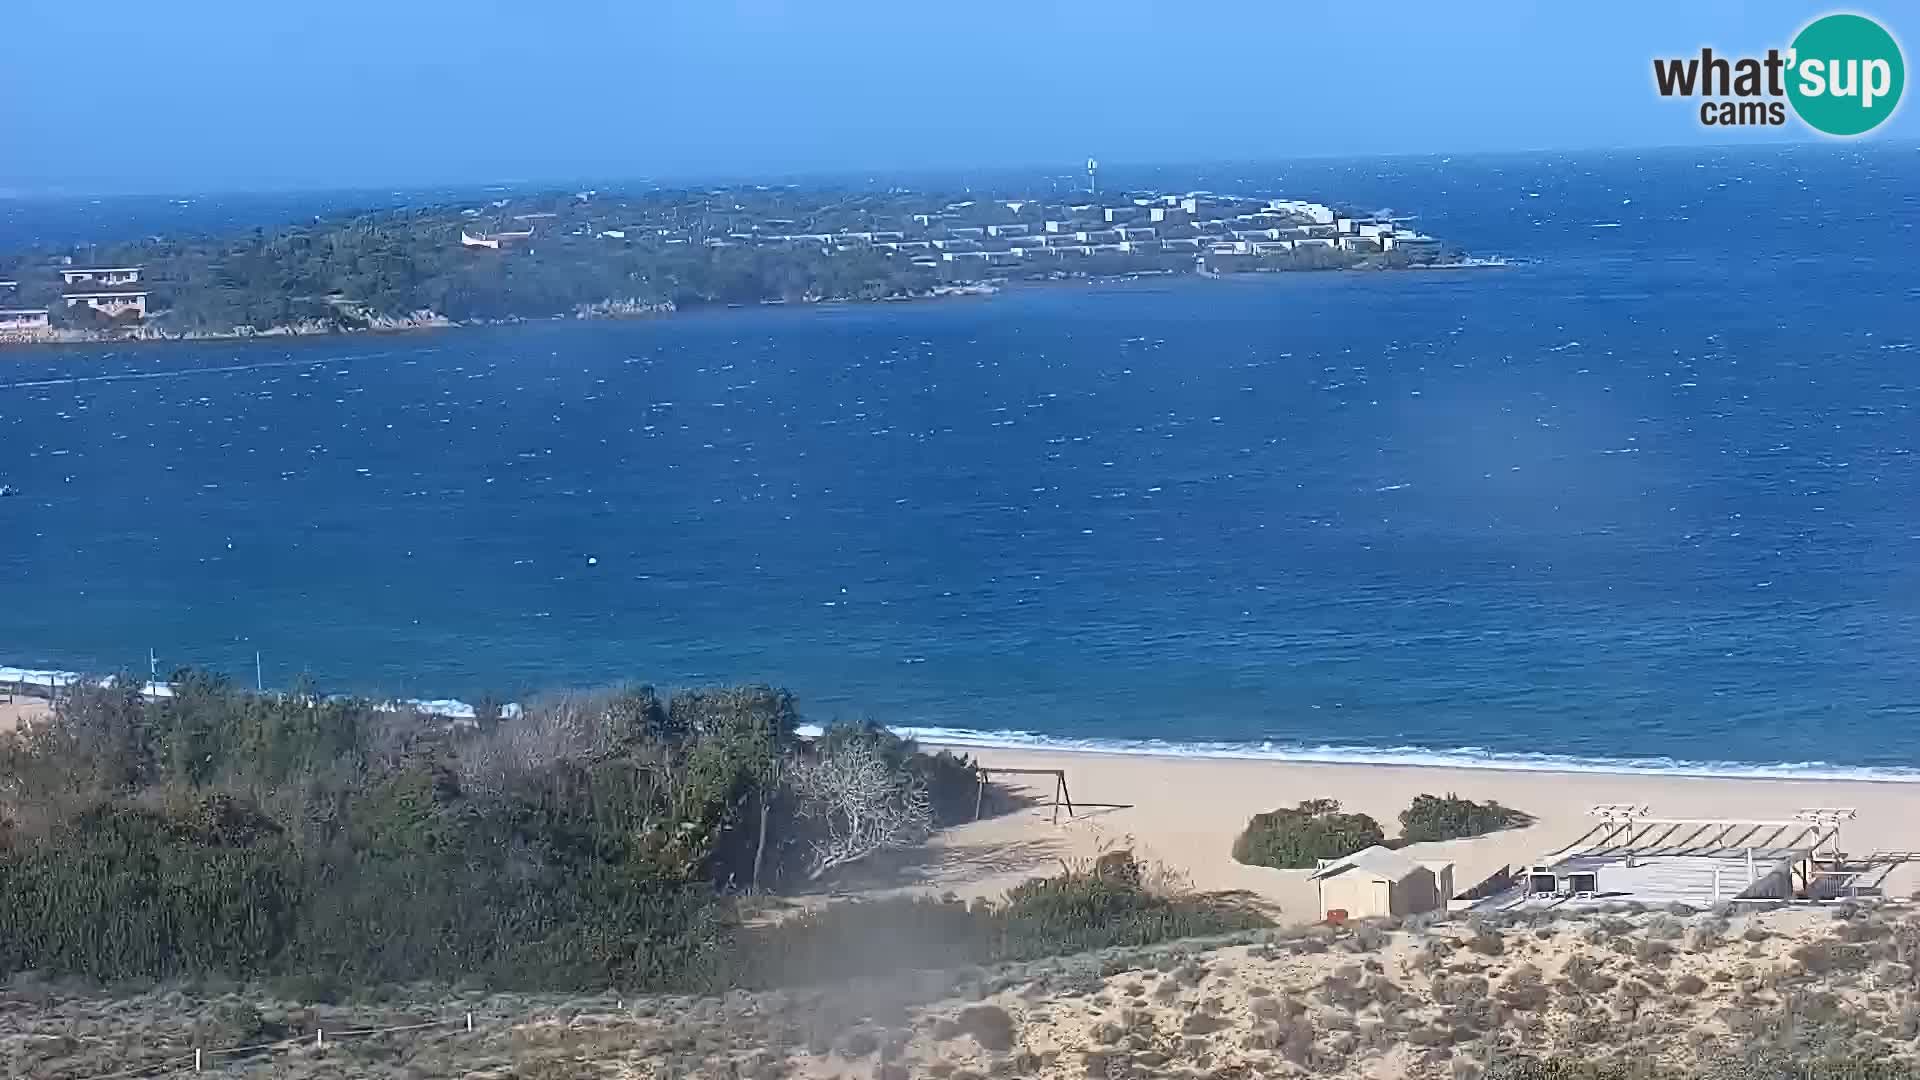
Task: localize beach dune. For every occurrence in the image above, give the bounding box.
[914,747,1920,921]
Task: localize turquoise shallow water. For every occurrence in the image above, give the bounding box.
[4,147,1920,776]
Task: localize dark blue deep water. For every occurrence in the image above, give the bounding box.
[4,147,1920,776]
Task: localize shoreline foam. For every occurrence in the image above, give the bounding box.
[883,725,1920,783]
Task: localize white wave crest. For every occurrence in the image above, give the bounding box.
[850,724,1920,784]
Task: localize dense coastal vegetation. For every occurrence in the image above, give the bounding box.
[1234,794,1536,871]
[1234,799,1390,870]
[1400,793,1535,844]
[0,673,1260,994]
[0,185,1460,342]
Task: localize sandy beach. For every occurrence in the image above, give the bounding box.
[0,697,48,734]
[909,746,1920,921]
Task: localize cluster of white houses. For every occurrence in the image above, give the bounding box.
[768,194,1446,266]
[0,264,149,331]
[0,278,26,331]
[460,190,1445,269]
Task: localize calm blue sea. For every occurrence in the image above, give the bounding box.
[4,146,1920,778]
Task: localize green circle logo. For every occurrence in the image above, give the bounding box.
[1787,13,1905,136]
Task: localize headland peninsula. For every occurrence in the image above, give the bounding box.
[0,183,1473,346]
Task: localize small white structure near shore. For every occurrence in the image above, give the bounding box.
[0,308,50,331]
[63,290,147,319]
[1311,845,1455,920]
[59,266,142,287]
[1453,805,1894,912]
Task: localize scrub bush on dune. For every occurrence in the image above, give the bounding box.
[0,674,1258,994]
[1232,799,1385,870]
[1397,793,1533,843]
[731,851,1266,988]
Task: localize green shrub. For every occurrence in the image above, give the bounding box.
[1791,940,1871,976]
[732,853,1265,988]
[997,854,1266,958]
[1232,799,1385,870]
[733,895,990,987]
[0,673,1246,994]
[1398,793,1532,844]
[815,721,983,826]
[0,813,304,981]
[191,1001,284,1049]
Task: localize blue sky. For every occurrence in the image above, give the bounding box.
[2,0,1913,194]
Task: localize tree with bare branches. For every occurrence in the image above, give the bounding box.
[788,737,934,881]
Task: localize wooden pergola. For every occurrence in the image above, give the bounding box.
[1556,804,1867,899]
[1577,804,1855,862]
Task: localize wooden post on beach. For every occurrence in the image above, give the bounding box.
[973,771,987,822]
[1048,771,1078,825]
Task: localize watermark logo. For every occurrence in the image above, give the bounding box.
[1653,12,1905,136]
